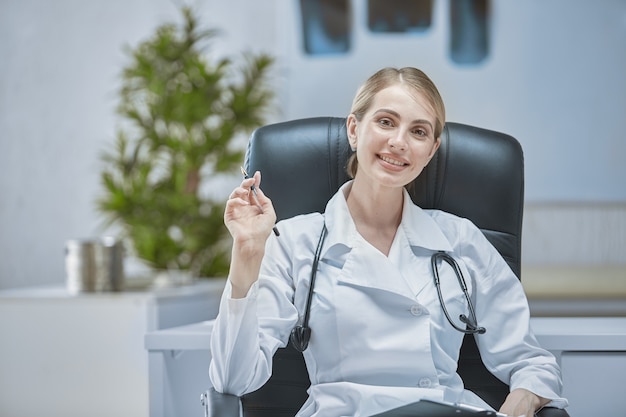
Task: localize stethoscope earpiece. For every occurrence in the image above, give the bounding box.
[459,314,486,334]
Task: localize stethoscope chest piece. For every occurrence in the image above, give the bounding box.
[290,325,311,352]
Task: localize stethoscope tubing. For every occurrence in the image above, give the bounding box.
[431,251,486,335]
[291,225,485,352]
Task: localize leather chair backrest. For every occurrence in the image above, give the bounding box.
[242,117,524,415]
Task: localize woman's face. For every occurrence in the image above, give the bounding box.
[347,84,441,189]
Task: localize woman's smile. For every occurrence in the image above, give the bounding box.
[378,154,408,169]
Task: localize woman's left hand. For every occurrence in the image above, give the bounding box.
[499,388,548,417]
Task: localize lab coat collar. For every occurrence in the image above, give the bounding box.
[321,182,361,257]
[322,181,453,257]
[399,188,454,253]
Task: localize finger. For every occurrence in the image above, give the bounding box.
[239,177,256,191]
[225,197,253,211]
[253,170,261,188]
[251,184,270,209]
[251,172,268,200]
[229,186,250,201]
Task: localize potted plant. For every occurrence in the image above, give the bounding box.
[97,6,274,283]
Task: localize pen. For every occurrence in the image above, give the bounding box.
[240,166,280,237]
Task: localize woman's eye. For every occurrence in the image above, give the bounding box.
[378,118,393,127]
[412,128,427,137]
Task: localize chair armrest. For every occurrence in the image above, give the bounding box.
[201,388,241,417]
[536,407,570,417]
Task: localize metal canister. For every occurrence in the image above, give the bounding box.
[65,237,124,293]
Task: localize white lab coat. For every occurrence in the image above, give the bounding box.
[209,182,567,417]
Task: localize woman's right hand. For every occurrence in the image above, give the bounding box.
[225,170,276,248]
[224,171,277,297]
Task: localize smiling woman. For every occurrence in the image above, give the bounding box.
[209,66,569,417]
[345,67,445,182]
[345,83,441,255]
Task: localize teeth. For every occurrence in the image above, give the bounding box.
[380,155,405,166]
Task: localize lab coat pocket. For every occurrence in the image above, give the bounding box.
[332,277,434,384]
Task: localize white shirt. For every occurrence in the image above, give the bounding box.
[209,182,568,416]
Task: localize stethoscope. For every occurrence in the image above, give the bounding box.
[290,225,486,353]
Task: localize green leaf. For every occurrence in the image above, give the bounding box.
[97,5,274,278]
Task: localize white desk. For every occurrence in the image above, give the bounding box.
[0,279,225,417]
[145,317,626,417]
[146,321,216,417]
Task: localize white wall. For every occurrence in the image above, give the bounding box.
[276,0,626,202]
[0,0,624,290]
[0,0,278,289]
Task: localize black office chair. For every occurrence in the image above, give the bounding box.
[202,117,569,417]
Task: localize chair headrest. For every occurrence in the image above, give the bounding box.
[245,117,524,277]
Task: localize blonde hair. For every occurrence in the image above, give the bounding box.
[346,67,446,178]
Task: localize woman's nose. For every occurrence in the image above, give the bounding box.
[388,131,407,151]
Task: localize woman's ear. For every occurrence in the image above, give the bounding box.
[346,114,358,151]
[427,137,441,161]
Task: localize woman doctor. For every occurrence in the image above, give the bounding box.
[209,67,568,417]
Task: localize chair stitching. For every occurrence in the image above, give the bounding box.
[434,123,450,207]
[326,118,335,194]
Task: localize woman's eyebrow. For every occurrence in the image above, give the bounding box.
[373,108,400,118]
[374,109,434,129]
[412,119,433,128]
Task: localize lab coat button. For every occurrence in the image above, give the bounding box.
[418,377,432,388]
[410,305,423,316]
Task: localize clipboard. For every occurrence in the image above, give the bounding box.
[369,399,503,417]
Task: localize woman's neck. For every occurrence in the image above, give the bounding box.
[345,179,404,255]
